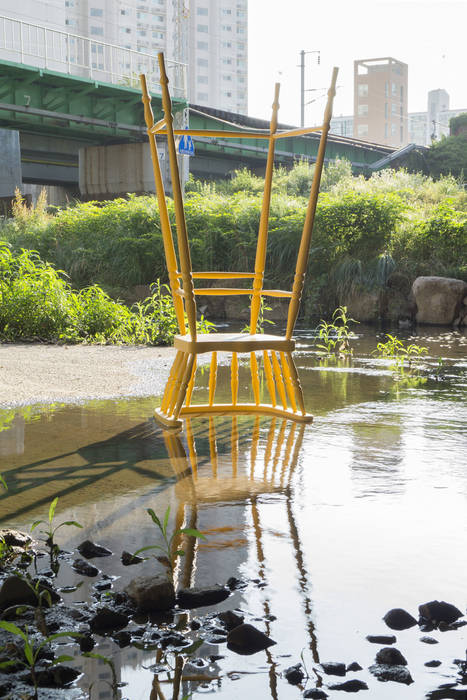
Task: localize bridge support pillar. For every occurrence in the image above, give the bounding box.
[0,129,21,198]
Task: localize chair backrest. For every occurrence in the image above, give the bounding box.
[141,53,338,341]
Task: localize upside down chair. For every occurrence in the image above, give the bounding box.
[140,54,338,430]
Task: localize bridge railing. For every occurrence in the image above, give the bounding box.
[0,14,187,99]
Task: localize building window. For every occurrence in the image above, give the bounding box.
[400,85,404,102]
[221,25,232,31]
[385,123,388,138]
[90,26,103,35]
[391,123,397,136]
[392,82,397,96]
[197,7,208,14]
[137,30,147,37]
[197,58,208,66]
[65,18,75,25]
[152,30,164,38]
[223,91,232,98]
[222,58,232,65]
[391,103,397,116]
[357,124,368,137]
[384,102,388,118]
[358,84,368,97]
[222,8,232,13]
[197,41,208,49]
[223,74,232,81]
[197,24,208,32]
[237,9,246,17]
[197,92,208,101]
[358,104,368,116]
[90,8,103,16]
[197,75,208,84]
[237,25,245,34]
[222,41,232,48]
[385,81,389,97]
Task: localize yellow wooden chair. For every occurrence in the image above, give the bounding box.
[140,53,338,430]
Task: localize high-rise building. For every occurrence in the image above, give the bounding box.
[0,0,248,113]
[353,57,408,147]
[188,0,248,114]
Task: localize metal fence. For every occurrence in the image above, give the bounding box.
[0,14,187,98]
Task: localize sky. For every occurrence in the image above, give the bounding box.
[247,0,467,126]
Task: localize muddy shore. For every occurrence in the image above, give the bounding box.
[0,343,176,408]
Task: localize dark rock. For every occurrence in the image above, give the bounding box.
[346,662,363,672]
[226,576,246,590]
[227,623,276,655]
[90,606,128,632]
[113,630,131,647]
[35,663,80,688]
[383,608,417,630]
[208,634,228,644]
[425,660,442,667]
[209,655,224,662]
[284,663,305,685]
[439,620,467,632]
[177,585,230,608]
[303,689,329,699]
[79,634,95,652]
[369,664,414,684]
[77,540,112,559]
[121,550,144,566]
[190,619,201,630]
[366,634,397,644]
[72,558,99,577]
[217,610,244,631]
[160,631,190,648]
[418,600,463,625]
[0,575,60,610]
[328,679,369,692]
[0,530,31,548]
[375,647,407,666]
[366,634,396,645]
[421,636,439,644]
[124,575,175,612]
[320,661,346,676]
[94,579,112,592]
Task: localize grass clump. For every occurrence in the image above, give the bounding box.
[0,243,178,344]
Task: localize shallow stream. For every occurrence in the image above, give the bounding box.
[0,326,466,699]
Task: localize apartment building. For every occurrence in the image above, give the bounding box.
[189,0,248,114]
[0,0,248,112]
[354,57,408,147]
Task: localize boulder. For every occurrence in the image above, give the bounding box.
[124,575,175,612]
[0,530,32,548]
[420,636,439,644]
[217,610,244,631]
[77,540,112,559]
[0,575,38,609]
[383,608,417,630]
[121,550,144,566]
[425,660,441,667]
[412,276,467,325]
[303,690,329,699]
[418,600,463,625]
[227,623,276,655]
[346,662,363,672]
[375,647,407,666]
[369,663,413,684]
[177,585,230,609]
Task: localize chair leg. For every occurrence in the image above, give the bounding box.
[172,353,196,421]
[285,352,306,415]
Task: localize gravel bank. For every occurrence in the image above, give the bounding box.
[0,344,176,408]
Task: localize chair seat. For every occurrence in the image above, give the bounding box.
[174,332,295,354]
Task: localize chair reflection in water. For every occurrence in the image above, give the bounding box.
[151,416,319,700]
[140,54,338,430]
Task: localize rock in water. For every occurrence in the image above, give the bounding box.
[420,636,439,644]
[90,606,128,632]
[77,540,112,559]
[418,600,463,625]
[121,550,143,566]
[72,558,99,577]
[320,662,346,676]
[366,634,397,645]
[412,276,467,325]
[346,662,363,672]
[369,664,414,685]
[303,690,329,699]
[328,679,369,692]
[177,585,230,608]
[284,663,305,685]
[425,660,441,667]
[375,647,408,666]
[124,575,175,612]
[217,610,244,631]
[383,608,417,630]
[227,623,276,655]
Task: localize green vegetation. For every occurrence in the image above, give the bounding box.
[133,506,206,584]
[31,497,82,559]
[425,133,467,180]
[373,333,428,378]
[316,305,358,356]
[1,163,466,324]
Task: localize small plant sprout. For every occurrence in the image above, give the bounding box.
[373,334,428,376]
[31,497,82,559]
[316,305,358,356]
[0,620,79,700]
[84,652,121,700]
[0,474,7,491]
[133,506,206,583]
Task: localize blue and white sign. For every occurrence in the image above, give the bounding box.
[178,128,194,156]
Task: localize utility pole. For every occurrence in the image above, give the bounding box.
[299,49,320,127]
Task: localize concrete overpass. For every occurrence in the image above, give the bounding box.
[0,14,397,203]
